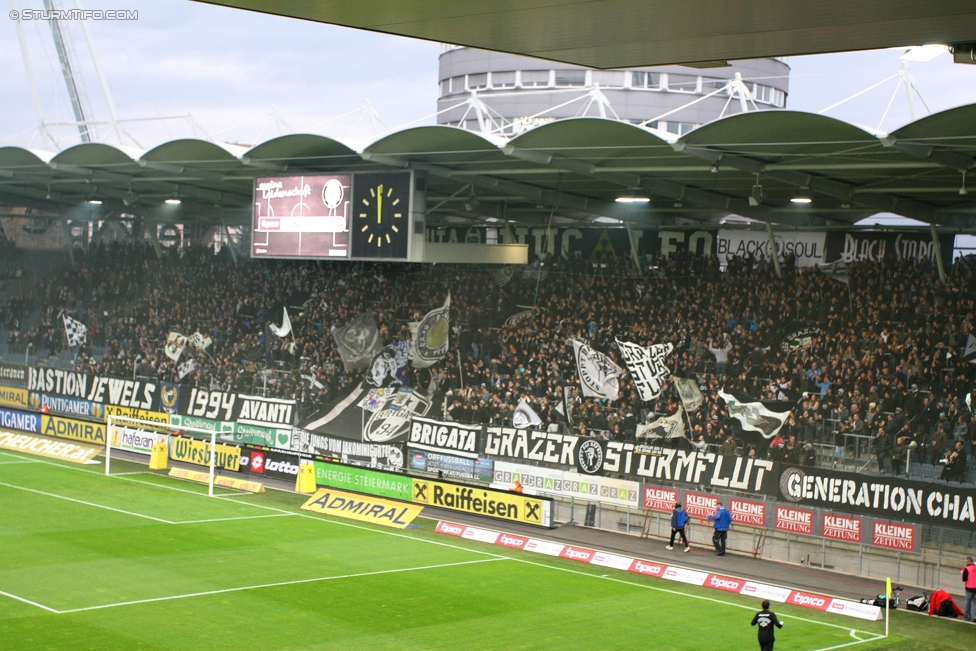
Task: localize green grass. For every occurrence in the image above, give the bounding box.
[0,450,972,651]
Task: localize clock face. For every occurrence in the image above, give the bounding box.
[351,172,411,259]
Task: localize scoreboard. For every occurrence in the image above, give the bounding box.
[251,171,413,260]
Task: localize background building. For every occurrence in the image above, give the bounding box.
[437,46,790,136]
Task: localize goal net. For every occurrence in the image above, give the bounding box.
[105,415,227,496]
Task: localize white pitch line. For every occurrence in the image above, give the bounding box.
[504,554,878,636]
[809,630,886,651]
[0,460,39,465]
[0,481,173,524]
[0,589,60,614]
[57,557,505,614]
[173,513,295,525]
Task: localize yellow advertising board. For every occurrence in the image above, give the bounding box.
[0,387,28,409]
[169,436,241,471]
[411,478,551,527]
[104,405,170,425]
[301,488,423,529]
[168,468,264,492]
[40,414,106,445]
[0,430,100,464]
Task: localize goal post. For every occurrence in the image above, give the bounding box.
[105,415,221,497]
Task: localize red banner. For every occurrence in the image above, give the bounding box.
[871,521,916,552]
[643,485,678,512]
[775,505,814,535]
[821,514,862,543]
[730,498,767,527]
[685,491,720,519]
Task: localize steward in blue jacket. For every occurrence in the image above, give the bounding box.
[666,503,690,551]
[708,502,732,556]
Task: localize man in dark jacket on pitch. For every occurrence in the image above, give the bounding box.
[751,599,784,651]
[666,502,691,552]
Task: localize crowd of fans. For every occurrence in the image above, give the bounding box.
[2,238,975,480]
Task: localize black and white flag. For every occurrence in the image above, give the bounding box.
[571,340,623,401]
[334,313,382,370]
[615,338,673,401]
[269,307,292,338]
[165,332,187,362]
[188,332,212,350]
[62,314,87,347]
[366,344,409,388]
[177,359,198,381]
[718,388,792,439]
[819,259,849,284]
[512,400,543,428]
[409,293,450,368]
[963,332,976,364]
[636,407,685,441]
[504,307,535,327]
[672,377,704,412]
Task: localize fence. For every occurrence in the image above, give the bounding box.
[549,493,974,595]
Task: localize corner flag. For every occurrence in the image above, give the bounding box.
[885,578,892,598]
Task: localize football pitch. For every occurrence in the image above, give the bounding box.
[0,450,969,651]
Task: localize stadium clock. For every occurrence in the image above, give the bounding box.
[351,172,411,259]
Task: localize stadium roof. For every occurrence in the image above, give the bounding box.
[1,106,975,229]
[196,0,976,69]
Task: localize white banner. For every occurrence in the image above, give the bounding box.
[615,339,673,401]
[717,230,826,268]
[109,424,167,455]
[571,340,622,401]
[491,459,639,507]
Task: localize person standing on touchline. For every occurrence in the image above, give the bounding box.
[751,599,784,651]
[708,500,732,556]
[666,502,691,552]
[963,555,976,620]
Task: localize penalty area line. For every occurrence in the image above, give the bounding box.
[57,557,507,614]
[0,589,60,614]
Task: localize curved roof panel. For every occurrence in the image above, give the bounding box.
[680,110,878,157]
[891,104,976,143]
[140,139,241,164]
[365,125,506,164]
[0,147,51,168]
[50,143,137,166]
[243,134,358,164]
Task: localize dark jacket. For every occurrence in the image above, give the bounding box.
[670,507,689,529]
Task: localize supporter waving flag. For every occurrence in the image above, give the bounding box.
[615,338,673,401]
[164,332,187,362]
[571,339,622,402]
[334,313,382,370]
[61,313,87,348]
[636,407,685,441]
[718,388,792,439]
[513,400,543,428]
[409,292,450,368]
[269,307,292,338]
[673,377,704,412]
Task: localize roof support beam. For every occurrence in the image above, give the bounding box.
[680,146,939,223]
[881,138,976,172]
[362,151,662,226]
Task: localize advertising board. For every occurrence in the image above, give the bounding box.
[412,477,552,527]
[821,514,863,543]
[0,407,40,433]
[774,505,814,535]
[169,437,241,471]
[409,450,493,483]
[0,387,29,410]
[0,430,100,463]
[41,414,105,445]
[301,488,423,529]
[491,460,639,507]
[312,461,413,501]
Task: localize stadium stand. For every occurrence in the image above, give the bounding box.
[2,242,975,484]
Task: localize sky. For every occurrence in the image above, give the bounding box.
[2,0,976,153]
